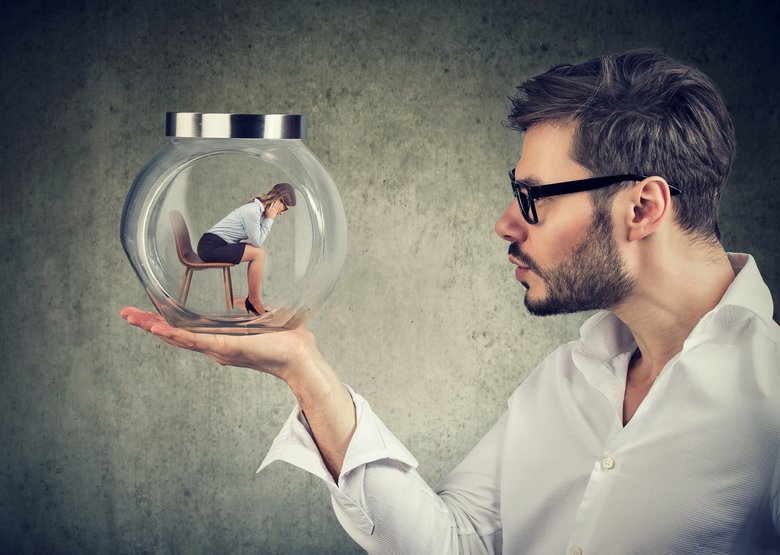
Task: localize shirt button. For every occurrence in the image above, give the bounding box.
[570,547,583,555]
[601,456,615,470]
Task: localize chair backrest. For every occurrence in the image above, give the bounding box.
[169,210,198,265]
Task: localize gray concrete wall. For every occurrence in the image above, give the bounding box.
[1,0,778,553]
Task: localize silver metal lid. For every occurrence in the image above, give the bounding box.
[165,112,307,139]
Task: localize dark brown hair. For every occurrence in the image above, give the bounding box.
[508,48,735,241]
[248,182,297,207]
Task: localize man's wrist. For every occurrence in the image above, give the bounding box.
[284,350,342,408]
[281,349,356,479]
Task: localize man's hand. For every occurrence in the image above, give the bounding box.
[264,200,285,219]
[119,307,316,382]
[119,306,356,478]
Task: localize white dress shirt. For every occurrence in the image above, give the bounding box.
[259,253,780,554]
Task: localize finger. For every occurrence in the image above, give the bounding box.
[123,308,229,352]
[148,322,195,347]
[122,307,245,368]
[120,306,162,320]
[149,322,232,357]
[123,310,162,328]
[123,309,168,332]
[120,306,146,319]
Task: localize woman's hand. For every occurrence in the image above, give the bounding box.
[264,200,285,219]
[119,307,317,383]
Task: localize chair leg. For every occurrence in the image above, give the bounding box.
[226,267,235,309]
[179,271,188,304]
[223,267,234,310]
[180,269,193,305]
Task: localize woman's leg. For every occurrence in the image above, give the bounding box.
[241,245,266,312]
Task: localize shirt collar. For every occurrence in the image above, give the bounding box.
[711,253,774,324]
[575,310,636,369]
[573,252,773,370]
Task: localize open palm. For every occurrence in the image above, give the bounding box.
[120,307,317,381]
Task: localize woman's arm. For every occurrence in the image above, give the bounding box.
[244,200,276,247]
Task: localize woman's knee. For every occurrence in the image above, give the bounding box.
[243,245,265,262]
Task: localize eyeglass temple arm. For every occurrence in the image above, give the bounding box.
[527,175,682,198]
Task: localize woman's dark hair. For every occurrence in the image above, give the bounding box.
[248,182,297,207]
[508,48,735,241]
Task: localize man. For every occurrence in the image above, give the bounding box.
[122,49,780,553]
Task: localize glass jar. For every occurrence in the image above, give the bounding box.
[121,113,347,334]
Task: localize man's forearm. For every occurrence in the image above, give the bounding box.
[284,351,357,480]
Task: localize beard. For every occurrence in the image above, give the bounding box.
[509,208,634,316]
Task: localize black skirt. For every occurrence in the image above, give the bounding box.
[197,233,246,265]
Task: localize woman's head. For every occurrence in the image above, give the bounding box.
[249,182,297,207]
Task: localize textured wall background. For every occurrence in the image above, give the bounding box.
[1,0,778,553]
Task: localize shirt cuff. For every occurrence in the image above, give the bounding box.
[257,385,419,485]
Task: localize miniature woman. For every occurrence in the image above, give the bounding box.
[197,182,296,315]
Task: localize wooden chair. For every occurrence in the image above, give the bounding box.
[169,210,235,310]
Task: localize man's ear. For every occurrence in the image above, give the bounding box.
[624,177,673,242]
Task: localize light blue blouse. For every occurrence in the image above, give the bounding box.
[207,199,274,248]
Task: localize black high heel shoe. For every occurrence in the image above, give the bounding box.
[245,298,261,316]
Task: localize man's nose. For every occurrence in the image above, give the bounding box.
[495,200,528,243]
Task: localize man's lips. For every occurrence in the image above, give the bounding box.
[509,255,531,281]
[509,254,531,268]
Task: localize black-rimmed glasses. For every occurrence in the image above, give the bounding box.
[508,169,682,224]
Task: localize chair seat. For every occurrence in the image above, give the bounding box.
[181,253,236,269]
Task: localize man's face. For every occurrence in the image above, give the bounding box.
[495,123,634,316]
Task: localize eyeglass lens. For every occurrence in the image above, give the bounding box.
[510,181,534,223]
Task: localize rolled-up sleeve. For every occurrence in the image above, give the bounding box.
[258,386,504,554]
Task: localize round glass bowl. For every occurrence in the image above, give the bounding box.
[121,113,347,334]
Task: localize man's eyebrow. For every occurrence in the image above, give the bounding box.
[516,174,545,187]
